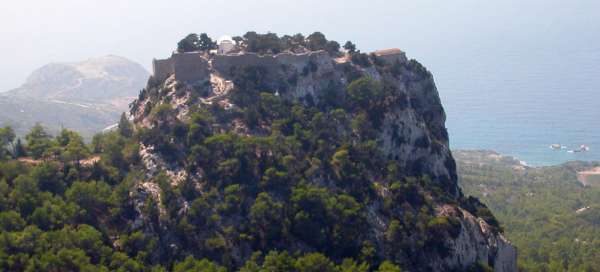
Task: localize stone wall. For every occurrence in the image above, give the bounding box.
[152,58,174,81]
[156,50,334,86]
[277,50,333,73]
[212,50,331,77]
[156,49,409,85]
[212,52,280,77]
[152,52,210,84]
[172,52,210,84]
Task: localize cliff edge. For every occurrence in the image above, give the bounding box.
[127,33,516,271]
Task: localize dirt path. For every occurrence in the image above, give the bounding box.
[18,155,101,166]
[17,157,42,165]
[79,156,100,166]
[577,167,600,186]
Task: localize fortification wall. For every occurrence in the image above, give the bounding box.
[152,58,174,81]
[277,50,333,73]
[157,50,335,86]
[212,50,333,77]
[155,49,411,86]
[172,52,210,84]
[212,53,279,77]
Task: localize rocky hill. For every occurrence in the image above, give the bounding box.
[124,32,516,271]
[0,33,516,271]
[0,55,148,137]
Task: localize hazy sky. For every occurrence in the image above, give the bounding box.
[1,0,598,91]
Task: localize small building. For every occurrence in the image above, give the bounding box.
[373,48,408,64]
[217,35,236,55]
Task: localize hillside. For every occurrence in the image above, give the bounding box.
[0,55,148,137]
[0,32,515,271]
[127,32,515,271]
[456,150,600,271]
[0,95,121,138]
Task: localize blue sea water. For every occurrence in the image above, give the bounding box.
[371,1,600,166]
[431,41,600,166]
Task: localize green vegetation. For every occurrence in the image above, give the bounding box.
[0,126,16,159]
[175,31,347,57]
[0,119,417,270]
[129,57,499,270]
[457,150,600,271]
[0,67,464,271]
[0,123,144,271]
[343,41,357,54]
[177,33,217,53]
[237,31,342,55]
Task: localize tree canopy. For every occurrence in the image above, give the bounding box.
[177,33,217,53]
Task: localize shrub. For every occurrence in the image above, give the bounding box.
[351,52,371,67]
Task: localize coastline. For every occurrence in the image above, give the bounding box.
[452,149,600,168]
[452,149,600,186]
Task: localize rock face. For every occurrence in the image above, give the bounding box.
[141,50,455,189]
[130,48,516,271]
[0,55,149,137]
[434,205,517,272]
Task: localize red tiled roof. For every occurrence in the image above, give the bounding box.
[374,48,403,56]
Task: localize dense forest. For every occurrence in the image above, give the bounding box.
[0,32,505,271]
[457,150,600,271]
[0,109,490,271]
[0,121,411,271]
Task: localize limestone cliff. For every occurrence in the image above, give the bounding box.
[128,45,516,271]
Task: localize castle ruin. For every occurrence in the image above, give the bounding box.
[152,52,210,84]
[152,38,407,85]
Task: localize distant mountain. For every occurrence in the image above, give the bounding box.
[0,55,149,137]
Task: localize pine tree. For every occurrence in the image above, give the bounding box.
[0,126,15,159]
[118,113,133,137]
[14,138,25,158]
[343,41,357,53]
[25,124,53,159]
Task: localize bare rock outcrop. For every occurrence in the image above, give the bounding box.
[433,205,517,272]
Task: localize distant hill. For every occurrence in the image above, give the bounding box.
[0,55,148,138]
[456,150,600,271]
[0,96,119,138]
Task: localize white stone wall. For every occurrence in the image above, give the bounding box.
[218,41,235,54]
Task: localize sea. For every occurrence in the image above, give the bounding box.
[429,39,600,166]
